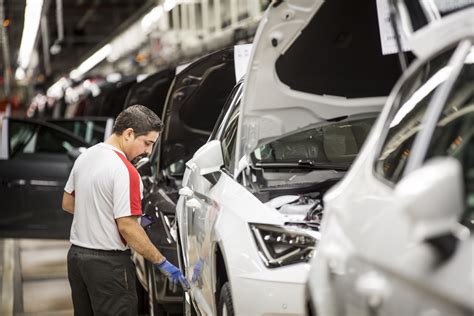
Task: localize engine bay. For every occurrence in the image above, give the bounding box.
[265,192,325,231]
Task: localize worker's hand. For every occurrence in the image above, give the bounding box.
[191,258,204,285]
[154,259,190,292]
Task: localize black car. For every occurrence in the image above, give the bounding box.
[0,118,90,239]
[133,47,237,315]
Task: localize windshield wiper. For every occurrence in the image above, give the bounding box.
[298,160,349,170]
[254,160,349,171]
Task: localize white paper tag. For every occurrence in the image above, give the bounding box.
[176,62,191,75]
[234,44,253,82]
[376,0,410,55]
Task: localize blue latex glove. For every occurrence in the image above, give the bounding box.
[155,259,190,292]
[191,258,204,284]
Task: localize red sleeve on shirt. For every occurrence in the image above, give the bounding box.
[114,151,143,216]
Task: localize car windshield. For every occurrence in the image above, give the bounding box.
[251,116,376,169]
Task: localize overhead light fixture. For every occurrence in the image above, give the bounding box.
[163,0,177,12]
[141,5,164,33]
[15,68,26,81]
[17,0,44,70]
[47,76,69,98]
[70,44,112,79]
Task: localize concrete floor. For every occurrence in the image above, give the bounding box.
[0,239,73,316]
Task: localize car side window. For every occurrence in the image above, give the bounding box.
[51,120,106,144]
[422,56,474,231]
[9,121,36,157]
[9,121,84,157]
[374,45,456,183]
[220,101,240,172]
[210,82,242,141]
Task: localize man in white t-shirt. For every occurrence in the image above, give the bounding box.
[62,105,189,315]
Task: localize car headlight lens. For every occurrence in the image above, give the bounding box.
[250,223,316,268]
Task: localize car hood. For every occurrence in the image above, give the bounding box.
[237,0,403,164]
[123,68,175,116]
[158,47,236,169]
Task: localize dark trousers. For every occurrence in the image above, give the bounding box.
[67,244,138,316]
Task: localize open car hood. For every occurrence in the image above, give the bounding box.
[237,0,403,164]
[158,47,236,169]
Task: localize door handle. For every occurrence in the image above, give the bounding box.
[179,186,194,197]
[355,271,390,309]
[186,198,201,209]
[3,179,27,187]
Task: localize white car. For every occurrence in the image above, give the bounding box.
[306,5,474,316]
[175,0,404,315]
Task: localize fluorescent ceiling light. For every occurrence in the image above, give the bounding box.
[17,0,44,70]
[141,5,164,33]
[164,0,177,12]
[70,44,112,79]
[47,77,69,98]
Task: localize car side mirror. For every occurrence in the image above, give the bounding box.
[395,157,464,262]
[166,160,185,177]
[191,140,224,176]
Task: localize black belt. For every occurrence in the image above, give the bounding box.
[70,244,131,257]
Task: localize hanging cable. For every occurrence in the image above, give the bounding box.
[56,0,64,41]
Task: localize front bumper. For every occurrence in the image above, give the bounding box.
[231,264,308,315]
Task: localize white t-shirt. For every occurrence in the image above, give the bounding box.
[65,143,143,250]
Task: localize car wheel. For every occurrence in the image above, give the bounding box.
[218,282,234,316]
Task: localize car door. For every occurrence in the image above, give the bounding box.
[180,81,242,314]
[0,118,88,238]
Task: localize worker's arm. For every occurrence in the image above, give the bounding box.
[116,216,165,264]
[62,192,75,214]
[117,216,190,291]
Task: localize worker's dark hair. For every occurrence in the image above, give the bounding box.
[113,105,163,136]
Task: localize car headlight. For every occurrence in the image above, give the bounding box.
[250,223,316,268]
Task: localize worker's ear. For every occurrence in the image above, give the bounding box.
[123,128,134,141]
